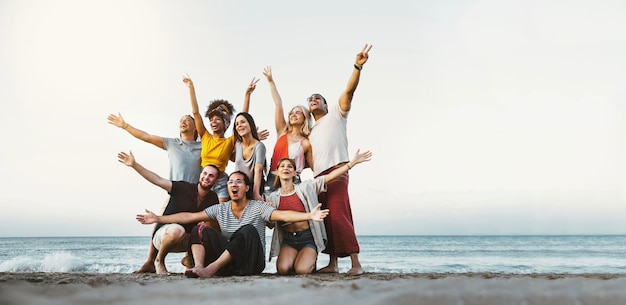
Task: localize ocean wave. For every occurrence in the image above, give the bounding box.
[0,252,86,272]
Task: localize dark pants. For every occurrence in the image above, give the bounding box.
[189,224,265,276]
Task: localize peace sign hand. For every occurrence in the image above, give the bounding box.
[355,44,373,67]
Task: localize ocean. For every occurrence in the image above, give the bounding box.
[1,235,625,274]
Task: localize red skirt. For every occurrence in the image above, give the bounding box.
[317,166,359,257]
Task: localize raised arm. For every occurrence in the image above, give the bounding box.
[136,209,209,225]
[262,66,288,135]
[242,77,270,140]
[338,44,373,113]
[323,149,372,184]
[270,203,328,222]
[107,113,164,149]
[241,77,259,113]
[183,76,208,137]
[302,138,314,171]
[118,151,172,192]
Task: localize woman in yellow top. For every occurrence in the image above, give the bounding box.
[183,76,260,202]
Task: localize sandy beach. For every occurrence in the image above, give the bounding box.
[1,272,626,305]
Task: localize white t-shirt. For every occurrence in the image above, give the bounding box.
[309,104,349,176]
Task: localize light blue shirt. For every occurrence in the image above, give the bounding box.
[162,137,202,183]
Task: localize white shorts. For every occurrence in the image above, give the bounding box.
[152,224,189,252]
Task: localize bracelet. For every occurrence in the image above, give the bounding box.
[354,64,362,71]
[123,123,129,129]
[346,163,353,170]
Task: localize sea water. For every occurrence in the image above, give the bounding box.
[1,235,625,274]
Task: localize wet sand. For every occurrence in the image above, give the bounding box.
[2,272,626,305]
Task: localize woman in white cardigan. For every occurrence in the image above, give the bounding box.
[267,149,372,275]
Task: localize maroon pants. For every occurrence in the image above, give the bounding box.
[317,166,359,257]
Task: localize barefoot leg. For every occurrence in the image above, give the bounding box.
[316,254,339,273]
[345,253,364,276]
[133,240,157,273]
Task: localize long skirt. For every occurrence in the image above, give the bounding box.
[316,167,359,257]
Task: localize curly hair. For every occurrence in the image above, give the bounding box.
[205,99,236,129]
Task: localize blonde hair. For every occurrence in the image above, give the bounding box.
[287,105,312,137]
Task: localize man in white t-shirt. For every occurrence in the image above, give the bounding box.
[307,44,372,276]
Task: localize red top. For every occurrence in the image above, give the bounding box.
[278,192,305,213]
[269,134,289,172]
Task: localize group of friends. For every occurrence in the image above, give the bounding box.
[109,44,374,278]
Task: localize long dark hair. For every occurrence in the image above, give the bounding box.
[233,112,260,142]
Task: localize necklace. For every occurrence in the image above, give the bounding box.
[280,187,296,196]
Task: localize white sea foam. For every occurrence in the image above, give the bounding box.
[40,252,86,272]
[0,256,34,272]
[0,252,85,272]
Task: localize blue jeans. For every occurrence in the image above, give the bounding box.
[211,174,229,200]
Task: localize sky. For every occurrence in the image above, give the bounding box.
[1,0,626,237]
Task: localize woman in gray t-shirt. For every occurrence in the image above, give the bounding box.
[232,112,267,201]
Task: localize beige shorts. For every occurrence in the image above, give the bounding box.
[152,224,189,252]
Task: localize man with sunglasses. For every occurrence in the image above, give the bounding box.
[307,44,373,276]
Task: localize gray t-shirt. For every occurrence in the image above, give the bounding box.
[233,141,266,183]
[204,200,275,252]
[162,137,202,183]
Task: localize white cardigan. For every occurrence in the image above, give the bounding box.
[267,176,328,261]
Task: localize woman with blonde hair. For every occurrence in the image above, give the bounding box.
[262,66,314,194]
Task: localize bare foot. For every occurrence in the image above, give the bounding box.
[133,261,156,273]
[316,265,338,273]
[154,261,170,275]
[346,267,364,276]
[193,264,219,278]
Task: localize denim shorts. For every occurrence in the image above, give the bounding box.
[211,174,229,200]
[281,228,317,252]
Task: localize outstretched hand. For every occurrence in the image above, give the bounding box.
[107,112,126,129]
[136,209,158,225]
[262,66,273,82]
[246,77,260,95]
[355,44,373,67]
[117,151,136,167]
[351,149,373,167]
[310,204,329,222]
[257,127,270,141]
